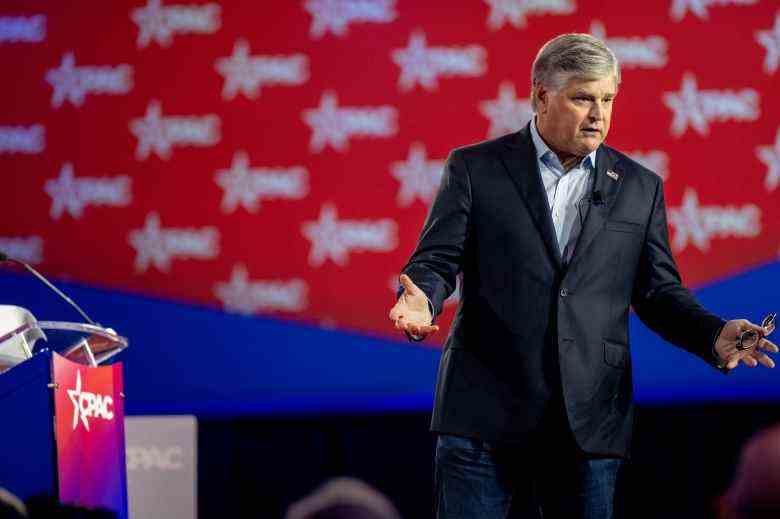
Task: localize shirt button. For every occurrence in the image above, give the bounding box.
[560,288,568,298]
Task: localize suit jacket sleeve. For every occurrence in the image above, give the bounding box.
[400,150,472,318]
[631,177,726,370]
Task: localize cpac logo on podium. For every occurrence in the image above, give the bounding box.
[66,371,114,431]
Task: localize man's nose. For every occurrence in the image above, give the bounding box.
[588,101,604,120]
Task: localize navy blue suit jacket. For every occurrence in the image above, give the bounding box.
[401,124,725,456]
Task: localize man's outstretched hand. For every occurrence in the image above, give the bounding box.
[389,274,439,340]
[715,318,778,370]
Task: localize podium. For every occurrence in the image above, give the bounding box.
[0,306,129,519]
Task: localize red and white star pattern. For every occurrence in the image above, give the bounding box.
[0,1,778,339]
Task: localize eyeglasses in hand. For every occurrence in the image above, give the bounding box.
[736,313,777,351]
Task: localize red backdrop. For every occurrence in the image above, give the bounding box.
[1,1,778,340]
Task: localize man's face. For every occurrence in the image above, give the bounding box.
[535,75,617,158]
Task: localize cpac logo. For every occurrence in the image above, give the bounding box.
[756,128,780,192]
[589,21,667,69]
[0,125,44,154]
[756,12,780,75]
[46,53,133,109]
[127,446,184,471]
[45,163,131,220]
[0,15,45,43]
[625,150,670,182]
[668,188,761,252]
[480,81,533,138]
[302,204,397,267]
[390,142,445,207]
[128,212,219,273]
[130,100,220,161]
[302,91,397,153]
[214,265,308,315]
[67,371,114,432]
[215,151,308,214]
[215,39,309,100]
[670,0,756,22]
[131,0,220,49]
[391,31,486,92]
[484,0,576,31]
[304,0,397,39]
[663,73,759,137]
[0,236,43,265]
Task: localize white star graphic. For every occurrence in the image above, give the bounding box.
[44,163,84,219]
[480,81,533,138]
[301,204,347,266]
[131,0,174,48]
[663,73,708,137]
[214,264,253,314]
[302,92,350,152]
[390,143,444,207]
[45,53,85,108]
[391,31,439,91]
[757,129,780,192]
[129,100,171,160]
[484,0,575,30]
[215,151,260,213]
[128,212,171,272]
[756,12,780,75]
[668,188,709,252]
[669,0,709,21]
[67,370,90,431]
[215,39,262,100]
[484,0,531,29]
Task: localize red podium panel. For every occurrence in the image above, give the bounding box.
[52,353,127,518]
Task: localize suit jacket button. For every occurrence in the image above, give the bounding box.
[560,288,568,298]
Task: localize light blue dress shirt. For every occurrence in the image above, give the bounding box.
[529,117,597,260]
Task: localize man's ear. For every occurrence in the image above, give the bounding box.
[535,83,549,114]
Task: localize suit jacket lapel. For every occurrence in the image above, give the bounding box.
[566,145,624,269]
[500,125,562,269]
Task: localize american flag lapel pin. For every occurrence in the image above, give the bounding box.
[606,169,619,181]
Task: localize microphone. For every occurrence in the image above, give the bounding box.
[0,251,99,326]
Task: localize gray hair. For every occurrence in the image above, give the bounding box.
[530,33,620,112]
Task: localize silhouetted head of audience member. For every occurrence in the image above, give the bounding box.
[285,477,402,519]
[24,495,116,519]
[722,423,780,519]
[0,488,27,518]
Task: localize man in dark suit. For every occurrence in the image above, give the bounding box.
[388,33,777,518]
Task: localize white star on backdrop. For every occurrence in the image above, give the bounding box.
[67,370,90,431]
[391,31,440,91]
[480,81,533,138]
[302,92,350,152]
[214,264,253,314]
[44,163,83,219]
[390,143,444,207]
[130,101,171,160]
[484,0,532,29]
[302,204,348,266]
[215,39,262,100]
[670,0,709,21]
[663,73,708,137]
[668,188,709,252]
[756,129,780,192]
[215,151,261,213]
[128,212,171,272]
[756,12,780,75]
[45,53,85,108]
[131,0,174,48]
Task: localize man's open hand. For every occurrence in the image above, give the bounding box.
[715,318,778,370]
[388,274,439,340]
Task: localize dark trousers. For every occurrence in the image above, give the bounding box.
[434,401,625,519]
